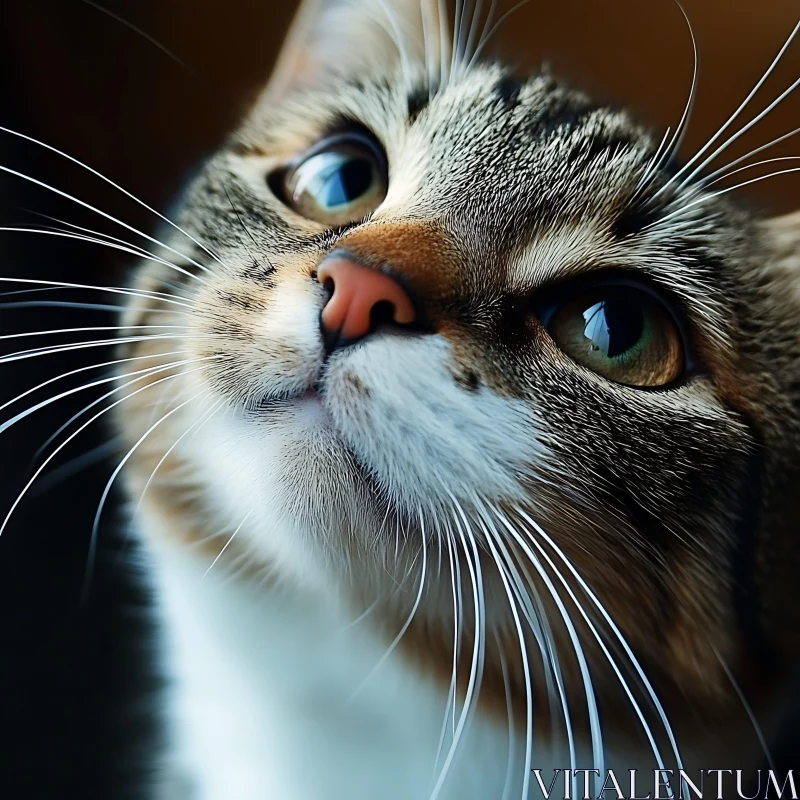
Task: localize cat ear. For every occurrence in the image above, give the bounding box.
[264,0,448,99]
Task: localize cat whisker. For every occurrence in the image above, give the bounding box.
[632,1,698,200]
[495,629,516,800]
[711,644,776,772]
[419,0,436,99]
[491,507,605,795]
[437,0,451,87]
[469,0,499,78]
[462,0,485,78]
[679,75,800,193]
[0,225,206,286]
[0,360,219,544]
[0,323,191,343]
[700,124,800,186]
[514,513,678,790]
[430,495,485,800]
[478,507,576,798]
[221,186,274,273]
[0,164,212,282]
[653,18,800,199]
[203,510,255,580]
[703,155,800,188]
[30,437,121,497]
[20,211,209,290]
[0,125,227,270]
[482,522,533,800]
[374,0,415,91]
[0,333,207,367]
[650,166,800,229]
[515,508,686,774]
[632,126,672,200]
[450,0,464,81]
[432,520,460,781]
[24,207,193,258]
[0,300,173,313]
[28,356,207,461]
[338,595,384,634]
[655,2,698,173]
[0,276,193,308]
[86,385,215,600]
[135,398,225,516]
[78,0,193,73]
[0,348,187,423]
[466,0,531,72]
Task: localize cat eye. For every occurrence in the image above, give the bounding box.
[539,283,686,388]
[276,132,388,226]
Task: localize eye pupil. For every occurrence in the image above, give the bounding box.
[583,297,644,359]
[336,158,374,204]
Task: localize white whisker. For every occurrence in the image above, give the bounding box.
[0,125,227,270]
[432,523,460,780]
[203,510,255,580]
[703,155,800,188]
[492,508,604,794]
[431,497,485,800]
[516,509,685,774]
[29,357,206,460]
[0,333,203,367]
[495,630,516,800]
[466,0,531,72]
[135,399,224,515]
[0,226,206,285]
[712,644,775,772]
[479,508,576,798]
[0,164,212,280]
[649,166,800,229]
[655,19,800,197]
[0,360,219,542]
[0,323,191,342]
[483,526,533,800]
[0,276,193,308]
[0,349,186,420]
[700,125,800,186]
[85,387,212,599]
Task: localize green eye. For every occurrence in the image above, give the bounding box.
[280,133,388,226]
[543,284,685,388]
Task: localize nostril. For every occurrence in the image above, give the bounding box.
[369,299,398,330]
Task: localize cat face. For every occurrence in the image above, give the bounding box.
[119,0,800,755]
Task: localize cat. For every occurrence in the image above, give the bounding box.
[79,0,800,796]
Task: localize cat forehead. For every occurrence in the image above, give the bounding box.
[243,65,654,208]
[228,65,739,300]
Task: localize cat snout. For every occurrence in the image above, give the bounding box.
[317,251,418,353]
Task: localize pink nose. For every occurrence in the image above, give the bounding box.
[317,253,416,349]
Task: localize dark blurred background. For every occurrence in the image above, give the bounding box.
[0,0,797,796]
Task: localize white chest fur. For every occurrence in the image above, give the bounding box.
[144,531,534,800]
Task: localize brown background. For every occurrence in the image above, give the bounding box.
[1,0,798,216]
[0,1,797,796]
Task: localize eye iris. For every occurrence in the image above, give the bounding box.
[544,285,684,388]
[582,298,644,359]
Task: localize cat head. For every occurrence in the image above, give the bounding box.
[119,0,800,759]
